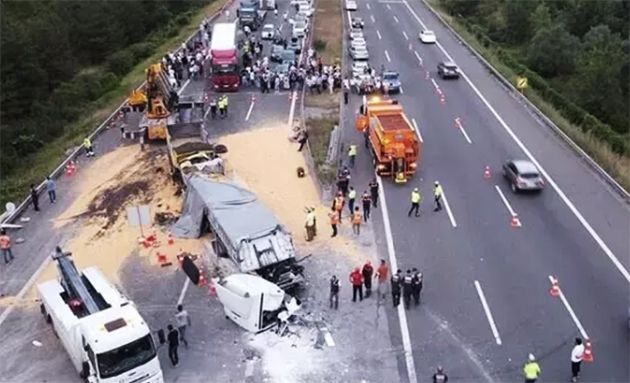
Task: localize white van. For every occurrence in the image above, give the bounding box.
[298,3,313,17]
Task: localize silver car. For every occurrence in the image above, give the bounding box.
[349,46,369,60]
[503,159,545,193]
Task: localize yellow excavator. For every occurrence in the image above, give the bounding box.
[139,63,178,140]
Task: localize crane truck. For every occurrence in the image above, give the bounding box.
[355,96,422,183]
[38,248,163,383]
[210,23,240,91]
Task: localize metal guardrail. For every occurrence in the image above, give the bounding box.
[420,0,630,203]
[1,0,237,225]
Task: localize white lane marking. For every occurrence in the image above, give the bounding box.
[402,31,409,40]
[547,276,589,339]
[0,252,53,329]
[177,79,191,96]
[177,277,191,306]
[371,15,375,23]
[324,332,336,347]
[399,86,404,94]
[494,185,516,217]
[440,186,457,228]
[204,105,212,119]
[245,99,255,121]
[386,4,392,10]
[414,50,423,66]
[393,15,399,23]
[377,176,418,383]
[384,50,391,62]
[366,3,371,9]
[377,30,382,40]
[455,117,473,144]
[430,78,439,90]
[474,280,502,345]
[279,23,283,31]
[347,10,352,22]
[411,118,423,143]
[402,0,630,284]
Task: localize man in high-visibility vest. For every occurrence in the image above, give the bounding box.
[305,208,316,241]
[523,354,541,383]
[0,229,14,264]
[328,207,339,237]
[351,206,362,235]
[433,181,443,212]
[347,187,356,215]
[408,188,422,217]
[333,192,345,221]
[84,137,95,157]
[348,143,357,168]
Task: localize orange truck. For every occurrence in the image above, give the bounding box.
[355,97,422,183]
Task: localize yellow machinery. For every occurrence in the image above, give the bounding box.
[128,90,147,109]
[142,64,174,140]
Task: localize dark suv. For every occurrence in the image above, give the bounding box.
[437,61,460,79]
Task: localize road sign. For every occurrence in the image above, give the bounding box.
[516,77,528,90]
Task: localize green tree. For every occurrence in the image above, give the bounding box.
[529,2,552,33]
[504,0,533,44]
[527,25,581,77]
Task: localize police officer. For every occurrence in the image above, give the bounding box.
[402,269,414,309]
[329,275,340,310]
[433,181,443,212]
[412,267,423,305]
[523,354,541,383]
[362,191,371,221]
[369,178,379,208]
[408,188,422,217]
[210,98,217,119]
[432,366,448,383]
[390,269,402,307]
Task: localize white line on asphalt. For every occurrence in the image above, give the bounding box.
[547,276,589,339]
[245,100,255,121]
[0,252,54,329]
[402,0,630,284]
[402,31,409,40]
[414,50,423,66]
[347,10,352,22]
[455,118,473,144]
[411,118,423,143]
[399,86,404,94]
[377,30,382,40]
[177,277,191,306]
[371,15,375,23]
[440,186,458,228]
[386,4,392,10]
[204,106,212,119]
[384,50,391,62]
[366,3,371,9]
[279,23,283,31]
[474,280,502,345]
[377,176,418,383]
[178,79,191,96]
[430,78,439,90]
[494,185,516,217]
[287,91,297,126]
[393,15,399,23]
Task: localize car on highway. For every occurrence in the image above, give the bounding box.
[261,24,275,40]
[287,37,303,54]
[437,61,460,79]
[292,20,307,38]
[351,17,364,28]
[345,0,357,11]
[351,37,367,49]
[298,4,314,17]
[419,30,436,44]
[294,13,309,27]
[349,45,369,60]
[352,61,370,76]
[348,28,364,40]
[270,44,285,62]
[382,71,401,93]
[291,0,310,5]
[273,62,290,76]
[281,49,297,65]
[503,159,545,193]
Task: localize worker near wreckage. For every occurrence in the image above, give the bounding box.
[305,207,316,242]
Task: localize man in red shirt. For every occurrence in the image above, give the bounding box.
[376,259,389,300]
[349,267,364,302]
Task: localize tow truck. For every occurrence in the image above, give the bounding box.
[38,248,163,383]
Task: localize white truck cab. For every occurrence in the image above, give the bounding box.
[38,250,163,383]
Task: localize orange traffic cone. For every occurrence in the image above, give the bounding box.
[208,281,217,296]
[484,166,492,179]
[510,214,521,228]
[549,277,560,297]
[156,252,167,265]
[440,94,446,105]
[168,232,174,245]
[142,237,151,248]
[198,273,207,287]
[425,71,430,80]
[583,339,593,362]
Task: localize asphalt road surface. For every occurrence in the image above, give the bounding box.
[340,1,630,382]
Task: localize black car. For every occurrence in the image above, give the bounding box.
[437,61,460,79]
[287,37,303,54]
[270,44,285,62]
[351,17,364,28]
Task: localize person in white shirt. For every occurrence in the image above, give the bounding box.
[175,304,191,348]
[570,337,584,382]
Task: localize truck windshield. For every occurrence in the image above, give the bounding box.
[213,64,238,74]
[97,334,157,379]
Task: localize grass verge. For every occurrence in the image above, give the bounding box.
[426,0,630,193]
[312,0,343,65]
[0,0,229,207]
[305,114,340,185]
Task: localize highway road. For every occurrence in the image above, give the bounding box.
[340,0,630,382]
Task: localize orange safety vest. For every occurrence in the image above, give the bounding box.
[329,211,339,225]
[352,212,362,224]
[335,196,345,211]
[0,235,10,249]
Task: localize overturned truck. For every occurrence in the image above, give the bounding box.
[171,175,305,290]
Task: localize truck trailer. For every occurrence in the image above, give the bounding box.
[210,23,240,91]
[355,96,422,183]
[38,249,163,383]
[238,0,267,29]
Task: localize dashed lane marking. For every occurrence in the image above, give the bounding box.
[386,4,392,10]
[455,117,473,144]
[371,15,375,23]
[399,86,404,94]
[547,275,589,339]
[402,0,630,284]
[393,15,399,23]
[377,30,382,40]
[414,50,423,66]
[411,118,423,143]
[474,280,502,345]
[384,50,391,62]
[245,99,255,121]
[366,3,371,9]
[402,31,409,40]
[177,277,191,306]
[494,185,517,217]
[440,185,458,228]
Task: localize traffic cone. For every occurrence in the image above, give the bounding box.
[510,214,521,228]
[583,339,593,362]
[168,232,174,245]
[208,281,217,296]
[549,277,560,297]
[142,238,151,248]
[440,94,446,105]
[198,273,207,287]
[425,71,430,80]
[251,94,256,102]
[156,252,167,265]
[484,166,492,179]
[408,43,412,51]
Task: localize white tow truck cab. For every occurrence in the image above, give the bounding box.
[38,249,163,383]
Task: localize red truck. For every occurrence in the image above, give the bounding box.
[210,22,240,91]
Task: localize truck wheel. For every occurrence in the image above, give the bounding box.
[46,314,52,325]
[40,303,46,316]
